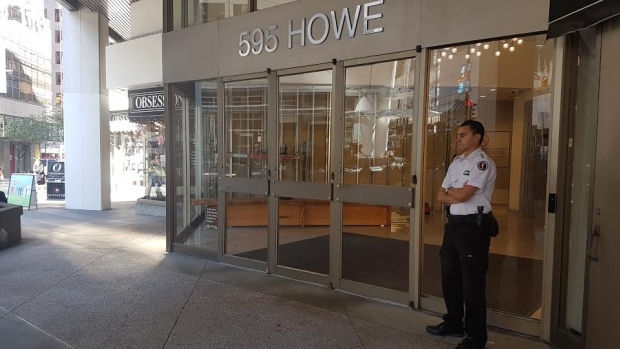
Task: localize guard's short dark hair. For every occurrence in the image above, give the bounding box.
[460,119,485,145]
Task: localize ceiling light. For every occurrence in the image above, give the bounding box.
[448,54,454,59]
[490,88,496,91]
[437,58,442,63]
[354,96,372,113]
[465,54,470,59]
[503,43,510,49]
[495,51,501,56]
[452,48,458,53]
[441,51,447,57]
[512,38,518,41]
[483,44,489,50]
[480,95,486,98]
[517,39,524,45]
[476,43,481,46]
[476,51,482,57]
[470,48,476,53]
[509,46,515,52]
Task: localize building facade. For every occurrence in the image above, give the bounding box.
[155,1,620,348]
[54,0,620,348]
[0,0,54,174]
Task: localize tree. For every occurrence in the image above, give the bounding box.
[2,115,63,172]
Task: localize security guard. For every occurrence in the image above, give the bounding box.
[426,120,496,349]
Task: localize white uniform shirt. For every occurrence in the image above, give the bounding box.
[441,147,497,215]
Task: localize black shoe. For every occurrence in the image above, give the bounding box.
[426,322,465,337]
[455,337,485,349]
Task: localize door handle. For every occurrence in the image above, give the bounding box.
[588,225,601,262]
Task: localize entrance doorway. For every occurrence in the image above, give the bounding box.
[420,34,556,335]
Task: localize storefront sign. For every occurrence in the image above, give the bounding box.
[47,183,65,199]
[129,88,166,118]
[47,161,65,177]
[238,0,385,57]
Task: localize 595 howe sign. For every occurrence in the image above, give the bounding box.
[238,0,385,57]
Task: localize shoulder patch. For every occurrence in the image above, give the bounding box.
[477,161,488,171]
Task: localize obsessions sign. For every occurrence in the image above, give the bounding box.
[238,0,385,57]
[128,88,182,120]
[129,88,165,118]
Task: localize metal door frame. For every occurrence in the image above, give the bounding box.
[219,73,270,272]
[550,29,602,349]
[333,51,418,304]
[270,63,335,286]
[416,36,566,338]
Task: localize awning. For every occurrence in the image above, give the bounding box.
[548,0,620,39]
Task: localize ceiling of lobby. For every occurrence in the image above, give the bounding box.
[62,0,133,41]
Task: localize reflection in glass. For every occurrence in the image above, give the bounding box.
[225,193,268,262]
[225,79,269,179]
[421,35,554,319]
[174,87,188,236]
[175,81,219,252]
[277,198,330,274]
[278,71,332,183]
[257,0,297,10]
[563,28,599,335]
[342,204,410,291]
[198,0,250,24]
[344,59,415,187]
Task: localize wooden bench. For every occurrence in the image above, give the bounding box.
[190,198,390,227]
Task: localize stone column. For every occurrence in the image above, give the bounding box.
[62,7,111,210]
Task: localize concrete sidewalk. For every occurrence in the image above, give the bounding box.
[0,202,553,349]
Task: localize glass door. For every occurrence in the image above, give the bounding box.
[333,55,417,303]
[272,67,334,285]
[552,28,601,349]
[220,77,270,269]
[420,35,556,336]
[173,81,220,256]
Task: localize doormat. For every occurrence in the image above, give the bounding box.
[237,233,543,317]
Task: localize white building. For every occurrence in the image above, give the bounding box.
[0,0,53,173]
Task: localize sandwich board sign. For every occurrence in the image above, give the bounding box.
[7,174,38,210]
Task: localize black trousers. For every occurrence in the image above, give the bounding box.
[440,220,491,345]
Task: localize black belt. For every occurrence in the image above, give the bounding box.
[447,213,491,224]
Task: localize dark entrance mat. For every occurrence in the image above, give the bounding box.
[423,244,543,317]
[237,233,409,291]
[237,233,543,316]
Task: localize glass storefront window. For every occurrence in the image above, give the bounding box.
[257,0,298,10]
[171,0,251,30]
[144,121,166,200]
[278,70,332,183]
[224,79,269,179]
[174,81,219,250]
[344,59,415,187]
[421,34,554,319]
